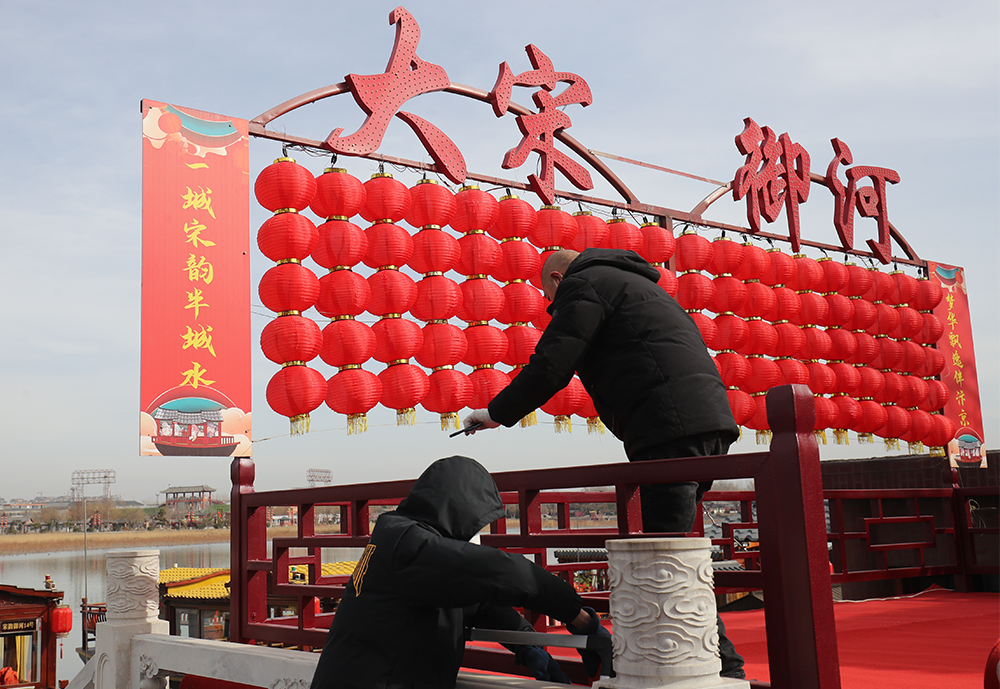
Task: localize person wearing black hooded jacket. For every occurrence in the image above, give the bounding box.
[463,247,745,678]
[310,455,601,689]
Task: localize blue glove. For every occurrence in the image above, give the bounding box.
[567,607,612,678]
[516,645,571,684]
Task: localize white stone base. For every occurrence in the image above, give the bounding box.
[597,674,749,689]
[94,618,170,689]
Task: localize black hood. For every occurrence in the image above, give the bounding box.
[567,248,661,283]
[396,456,505,541]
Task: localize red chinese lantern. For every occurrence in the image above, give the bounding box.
[367,268,417,316]
[532,308,552,331]
[313,218,368,270]
[716,351,752,389]
[828,361,862,396]
[917,346,945,378]
[806,361,837,395]
[734,242,769,281]
[915,312,944,346]
[813,395,839,441]
[606,217,643,253]
[762,248,796,286]
[676,271,716,311]
[735,281,776,319]
[570,211,610,251]
[791,254,823,292]
[257,212,319,262]
[655,266,679,296]
[875,371,904,404]
[498,281,545,324]
[766,286,802,322]
[776,357,810,386]
[491,193,537,240]
[832,394,863,443]
[266,364,328,434]
[576,393,605,434]
[675,230,713,272]
[688,311,719,350]
[841,262,874,297]
[326,367,382,434]
[410,227,460,274]
[463,324,508,367]
[363,221,413,269]
[913,276,944,311]
[450,184,499,235]
[261,315,322,365]
[541,376,587,432]
[772,321,806,358]
[924,413,957,449]
[502,324,542,367]
[896,340,927,375]
[320,318,376,367]
[456,231,502,277]
[372,316,423,363]
[897,374,930,409]
[457,278,504,322]
[800,326,832,361]
[901,408,933,449]
[415,321,467,369]
[888,270,919,306]
[360,173,411,223]
[422,368,473,430]
[379,363,430,425]
[311,167,366,219]
[52,604,73,638]
[744,393,772,444]
[848,331,879,365]
[891,306,923,340]
[817,258,849,294]
[711,275,748,314]
[870,335,903,371]
[737,318,778,356]
[530,205,577,250]
[259,262,320,313]
[793,291,830,326]
[406,178,456,229]
[745,355,782,394]
[826,327,857,363]
[856,365,886,399]
[726,387,755,426]
[714,313,749,351]
[847,298,878,332]
[824,293,855,328]
[920,378,950,412]
[470,366,510,408]
[493,237,541,285]
[709,236,745,276]
[255,156,317,212]
[640,221,675,263]
[855,398,888,441]
[316,269,371,319]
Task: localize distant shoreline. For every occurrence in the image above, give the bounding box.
[0,529,232,556]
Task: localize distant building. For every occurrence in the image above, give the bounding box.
[160,485,217,512]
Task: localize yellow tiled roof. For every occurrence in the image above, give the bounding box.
[160,562,358,600]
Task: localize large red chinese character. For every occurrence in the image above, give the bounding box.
[490,44,594,205]
[732,117,811,251]
[825,138,900,264]
[323,7,467,184]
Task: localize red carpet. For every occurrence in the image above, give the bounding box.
[723,586,1000,688]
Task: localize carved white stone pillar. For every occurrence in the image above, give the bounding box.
[94,549,170,689]
[600,538,748,689]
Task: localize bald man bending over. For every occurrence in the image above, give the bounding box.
[463,247,745,679]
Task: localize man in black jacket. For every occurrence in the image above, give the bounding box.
[310,455,605,689]
[462,248,745,678]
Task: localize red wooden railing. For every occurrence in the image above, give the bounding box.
[228,384,996,689]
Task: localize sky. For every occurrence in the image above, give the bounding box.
[0,0,996,504]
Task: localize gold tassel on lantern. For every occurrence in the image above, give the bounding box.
[396,408,417,426]
[586,416,605,435]
[290,413,311,436]
[519,411,537,428]
[885,438,900,451]
[755,430,772,445]
[834,429,850,445]
[440,412,459,431]
[858,433,874,444]
[907,441,924,454]
[347,413,368,435]
[814,430,828,445]
[554,415,572,433]
[930,445,946,457]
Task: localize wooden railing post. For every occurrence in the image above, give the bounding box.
[760,385,840,689]
[230,457,256,644]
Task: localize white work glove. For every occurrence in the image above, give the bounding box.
[462,409,500,434]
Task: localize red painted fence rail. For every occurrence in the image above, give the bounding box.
[228,385,994,689]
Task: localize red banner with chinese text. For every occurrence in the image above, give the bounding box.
[928,261,985,467]
[140,100,252,457]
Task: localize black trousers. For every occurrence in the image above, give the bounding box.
[630,431,746,680]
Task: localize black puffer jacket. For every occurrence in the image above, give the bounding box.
[489,249,738,457]
[310,456,584,689]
